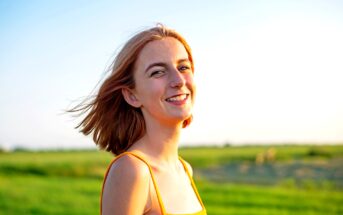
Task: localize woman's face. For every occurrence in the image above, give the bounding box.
[131,37,195,126]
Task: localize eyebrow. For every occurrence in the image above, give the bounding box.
[144,58,190,73]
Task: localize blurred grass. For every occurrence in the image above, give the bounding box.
[197,180,343,215]
[0,144,342,214]
[0,150,112,178]
[0,175,100,215]
[180,144,343,167]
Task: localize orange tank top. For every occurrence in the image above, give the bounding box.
[100,152,207,215]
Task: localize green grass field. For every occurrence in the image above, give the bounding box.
[0,145,342,214]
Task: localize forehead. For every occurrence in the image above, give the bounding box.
[135,37,189,69]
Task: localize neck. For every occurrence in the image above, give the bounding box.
[130,119,183,166]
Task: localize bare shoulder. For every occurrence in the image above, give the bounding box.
[102,154,151,215]
[182,159,194,177]
[108,154,151,179]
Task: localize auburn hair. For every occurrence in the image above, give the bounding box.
[68,24,194,155]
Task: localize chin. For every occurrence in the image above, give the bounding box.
[172,111,192,122]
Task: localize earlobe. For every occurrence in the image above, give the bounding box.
[121,88,141,108]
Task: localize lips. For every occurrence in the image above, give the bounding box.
[165,93,190,103]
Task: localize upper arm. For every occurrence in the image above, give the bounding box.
[102,155,150,215]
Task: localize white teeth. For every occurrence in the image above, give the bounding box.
[166,94,187,102]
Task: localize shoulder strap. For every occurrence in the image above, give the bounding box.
[178,157,205,209]
[100,152,166,215]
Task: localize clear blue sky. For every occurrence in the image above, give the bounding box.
[1,0,343,149]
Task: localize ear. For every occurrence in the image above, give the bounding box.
[121,88,141,108]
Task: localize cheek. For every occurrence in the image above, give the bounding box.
[186,75,196,94]
[137,81,165,103]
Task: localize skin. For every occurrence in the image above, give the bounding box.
[102,37,202,215]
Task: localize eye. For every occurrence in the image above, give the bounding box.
[150,70,165,77]
[178,65,191,73]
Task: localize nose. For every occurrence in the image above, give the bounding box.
[169,68,185,88]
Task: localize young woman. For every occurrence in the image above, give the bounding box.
[70,24,206,215]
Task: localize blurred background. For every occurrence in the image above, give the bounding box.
[1,0,342,214]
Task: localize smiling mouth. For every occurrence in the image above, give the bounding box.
[165,94,189,102]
